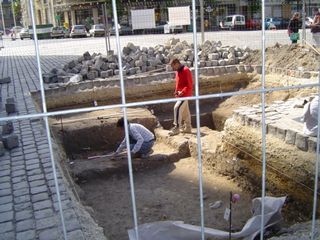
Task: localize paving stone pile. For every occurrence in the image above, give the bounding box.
[42,38,252,85]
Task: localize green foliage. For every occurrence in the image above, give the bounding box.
[12,0,22,25]
[104,0,124,20]
[282,0,302,10]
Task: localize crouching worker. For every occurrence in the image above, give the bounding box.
[302,96,319,136]
[113,117,155,158]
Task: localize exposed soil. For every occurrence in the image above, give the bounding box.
[214,43,320,128]
[245,43,320,71]
[80,157,253,240]
[60,43,319,240]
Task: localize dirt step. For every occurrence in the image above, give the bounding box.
[69,141,188,182]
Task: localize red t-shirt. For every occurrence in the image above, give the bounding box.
[175,66,193,97]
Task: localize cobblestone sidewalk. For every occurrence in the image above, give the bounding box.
[0,39,105,240]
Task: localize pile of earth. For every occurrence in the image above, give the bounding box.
[244,43,320,71]
[214,43,320,126]
[213,43,320,239]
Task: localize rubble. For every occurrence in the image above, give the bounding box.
[43,38,252,85]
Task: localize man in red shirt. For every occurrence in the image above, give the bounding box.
[169,58,193,136]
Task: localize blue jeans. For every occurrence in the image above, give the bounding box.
[130,140,154,154]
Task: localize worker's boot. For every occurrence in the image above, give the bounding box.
[169,126,180,136]
[181,125,192,134]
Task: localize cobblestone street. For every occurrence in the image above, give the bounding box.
[0,37,107,240]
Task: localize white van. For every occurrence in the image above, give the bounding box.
[220,15,245,30]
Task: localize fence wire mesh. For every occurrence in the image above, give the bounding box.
[0,0,319,240]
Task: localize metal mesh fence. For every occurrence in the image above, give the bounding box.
[0,0,319,239]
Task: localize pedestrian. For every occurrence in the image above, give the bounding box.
[310,8,320,47]
[288,12,301,45]
[112,117,155,158]
[169,58,193,136]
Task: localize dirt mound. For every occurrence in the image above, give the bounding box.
[245,44,319,71]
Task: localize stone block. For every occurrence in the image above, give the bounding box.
[0,77,11,84]
[307,137,318,153]
[147,66,155,71]
[2,134,19,150]
[83,51,91,60]
[5,103,16,114]
[302,72,311,79]
[275,127,286,140]
[68,60,76,69]
[285,129,296,145]
[244,65,253,72]
[2,121,13,135]
[100,71,110,78]
[206,68,214,75]
[129,68,137,75]
[237,65,245,73]
[254,65,262,74]
[218,59,226,66]
[226,66,234,73]
[199,61,206,67]
[213,67,220,75]
[295,133,308,151]
[6,98,14,104]
[211,60,218,66]
[87,71,97,80]
[267,124,277,135]
[0,141,4,157]
[42,73,56,84]
[219,66,226,74]
[100,62,109,71]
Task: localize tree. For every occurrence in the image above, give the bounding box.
[12,0,22,25]
[104,0,124,23]
[283,0,302,12]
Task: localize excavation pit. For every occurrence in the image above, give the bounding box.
[50,109,257,240]
[46,69,320,240]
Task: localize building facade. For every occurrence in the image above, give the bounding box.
[20,0,320,29]
[21,0,106,28]
[0,0,15,30]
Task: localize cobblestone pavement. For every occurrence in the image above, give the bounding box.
[0,38,106,240]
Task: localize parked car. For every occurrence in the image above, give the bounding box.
[70,25,87,38]
[10,26,23,34]
[19,28,31,40]
[164,22,183,34]
[110,24,132,35]
[148,21,167,34]
[51,26,69,38]
[305,16,314,28]
[89,24,105,37]
[246,18,262,30]
[265,17,290,29]
[220,15,246,30]
[29,24,53,39]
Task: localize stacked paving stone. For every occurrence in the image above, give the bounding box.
[5,97,17,114]
[266,66,319,79]
[232,96,319,152]
[43,38,252,86]
[0,79,19,156]
[1,121,19,155]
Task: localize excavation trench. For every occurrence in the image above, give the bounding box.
[47,72,316,240]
